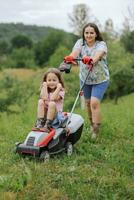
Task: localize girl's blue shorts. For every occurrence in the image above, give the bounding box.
[52,111,66,128]
[80,80,109,101]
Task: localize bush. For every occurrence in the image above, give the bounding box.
[48,46,70,68]
[10,47,36,69]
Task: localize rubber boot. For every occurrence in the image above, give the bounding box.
[33,118,46,130]
[40,119,53,132]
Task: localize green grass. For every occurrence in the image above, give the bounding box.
[0,69,133,200]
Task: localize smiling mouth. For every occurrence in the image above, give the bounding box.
[49,85,56,88]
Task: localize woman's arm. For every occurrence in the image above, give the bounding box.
[40,82,48,100]
[69,49,80,58]
[92,51,106,64]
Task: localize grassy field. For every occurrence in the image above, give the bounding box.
[0,69,133,200]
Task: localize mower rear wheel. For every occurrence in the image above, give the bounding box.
[39,151,50,162]
[66,142,73,156]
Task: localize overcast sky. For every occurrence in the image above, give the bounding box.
[0,0,133,32]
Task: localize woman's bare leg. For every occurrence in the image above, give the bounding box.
[85,99,92,125]
[90,97,101,124]
[90,97,101,138]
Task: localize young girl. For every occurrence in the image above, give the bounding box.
[34,68,65,132]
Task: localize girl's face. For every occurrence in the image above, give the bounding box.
[46,72,59,90]
[84,26,97,45]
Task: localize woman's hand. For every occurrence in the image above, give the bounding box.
[82,56,94,70]
[64,55,77,65]
[82,56,93,65]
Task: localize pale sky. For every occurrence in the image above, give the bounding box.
[0,0,133,32]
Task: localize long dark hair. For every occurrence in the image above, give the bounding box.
[42,68,65,88]
[82,23,103,45]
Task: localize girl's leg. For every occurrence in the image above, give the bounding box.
[37,99,46,118]
[34,99,46,129]
[46,101,57,120]
[41,101,57,132]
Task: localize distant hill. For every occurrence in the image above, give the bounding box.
[0,23,66,42]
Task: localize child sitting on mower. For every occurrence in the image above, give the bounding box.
[33,68,65,132]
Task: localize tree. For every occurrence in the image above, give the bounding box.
[48,46,70,67]
[104,19,118,39]
[10,47,35,68]
[108,66,134,104]
[11,35,33,49]
[34,30,77,66]
[68,4,92,36]
[106,41,134,103]
[121,31,134,53]
[123,1,134,32]
[34,30,65,66]
[0,41,9,55]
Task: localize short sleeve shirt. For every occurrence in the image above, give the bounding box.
[73,39,110,84]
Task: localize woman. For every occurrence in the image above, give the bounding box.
[64,23,110,139]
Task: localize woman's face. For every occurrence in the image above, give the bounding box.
[84,26,97,45]
[46,72,59,90]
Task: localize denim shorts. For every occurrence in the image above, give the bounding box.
[52,112,66,128]
[80,80,109,100]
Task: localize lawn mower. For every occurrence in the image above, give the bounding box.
[15,59,92,161]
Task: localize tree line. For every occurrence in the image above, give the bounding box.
[0,2,134,105]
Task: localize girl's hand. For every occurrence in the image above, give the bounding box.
[42,82,47,87]
[57,83,62,90]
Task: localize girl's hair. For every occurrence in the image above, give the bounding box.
[42,68,65,88]
[82,23,103,45]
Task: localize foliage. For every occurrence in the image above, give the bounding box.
[120,31,134,53]
[0,41,9,55]
[11,35,33,49]
[106,41,134,103]
[10,47,36,69]
[48,46,70,67]
[108,66,134,103]
[0,23,56,43]
[0,74,37,112]
[34,30,65,66]
[34,30,77,66]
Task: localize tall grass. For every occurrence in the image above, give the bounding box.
[0,69,133,200]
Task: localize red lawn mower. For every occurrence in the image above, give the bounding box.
[15,59,92,161]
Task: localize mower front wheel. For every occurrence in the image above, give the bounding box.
[66,142,73,156]
[39,151,50,162]
[14,142,21,154]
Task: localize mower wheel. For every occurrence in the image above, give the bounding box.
[39,151,50,162]
[66,142,73,156]
[13,142,21,153]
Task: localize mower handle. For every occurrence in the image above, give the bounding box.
[73,58,82,61]
[59,58,93,73]
[74,58,93,65]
